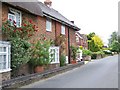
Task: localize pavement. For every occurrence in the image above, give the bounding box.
[21,55,118,88]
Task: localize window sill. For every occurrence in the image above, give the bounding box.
[0,69,12,73]
[46,29,52,32]
[61,33,65,35]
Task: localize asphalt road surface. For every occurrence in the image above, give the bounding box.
[22,55,118,88]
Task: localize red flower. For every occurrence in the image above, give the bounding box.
[29,19,32,23]
[34,30,38,32]
[13,30,16,33]
[24,24,27,27]
[43,37,46,40]
[18,28,22,31]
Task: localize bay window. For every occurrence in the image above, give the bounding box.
[0,42,11,73]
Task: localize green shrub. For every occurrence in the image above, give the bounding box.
[91,53,97,59]
[82,49,92,56]
[60,55,66,67]
[70,46,79,60]
[29,36,52,67]
[2,19,38,71]
[91,50,105,59]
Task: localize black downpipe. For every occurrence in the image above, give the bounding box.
[68,27,71,64]
[55,21,57,40]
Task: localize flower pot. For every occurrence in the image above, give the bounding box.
[71,60,77,64]
[34,66,44,73]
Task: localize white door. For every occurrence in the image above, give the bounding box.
[49,47,59,64]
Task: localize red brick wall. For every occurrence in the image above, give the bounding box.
[2,3,76,58]
[1,3,8,40]
[76,33,88,49]
[69,28,76,46]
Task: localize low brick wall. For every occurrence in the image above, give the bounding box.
[0,72,11,81]
[83,56,91,61]
[2,62,84,89]
[11,63,60,78]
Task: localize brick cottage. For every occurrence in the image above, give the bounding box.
[0,0,80,81]
[76,32,88,49]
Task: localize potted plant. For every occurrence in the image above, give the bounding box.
[70,46,78,64]
[29,36,52,73]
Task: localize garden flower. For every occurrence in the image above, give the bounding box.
[13,30,16,32]
[29,19,32,23]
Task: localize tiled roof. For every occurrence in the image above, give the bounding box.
[3,1,80,30]
[38,2,80,30]
[4,2,43,16]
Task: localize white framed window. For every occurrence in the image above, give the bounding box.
[49,47,59,64]
[46,18,52,32]
[8,8,22,27]
[61,25,65,35]
[0,41,11,73]
[76,36,79,42]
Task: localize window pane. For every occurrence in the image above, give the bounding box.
[8,13,15,26]
[0,47,6,52]
[0,55,3,63]
[9,8,21,27]
[16,12,20,27]
[0,55,7,70]
[61,25,65,34]
[46,19,52,31]
[0,63,2,69]
[3,63,6,69]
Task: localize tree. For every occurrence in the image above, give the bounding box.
[87,32,96,50]
[108,31,118,47]
[108,31,120,53]
[110,41,120,54]
[89,35,104,52]
[87,32,95,40]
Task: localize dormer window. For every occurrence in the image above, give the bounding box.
[8,8,22,27]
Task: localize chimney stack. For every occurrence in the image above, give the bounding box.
[44,0,52,7]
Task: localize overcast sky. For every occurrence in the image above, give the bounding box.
[39,0,119,46]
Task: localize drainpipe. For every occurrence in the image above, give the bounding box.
[68,27,71,64]
[55,21,57,41]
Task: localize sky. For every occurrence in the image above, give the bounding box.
[39,0,119,46]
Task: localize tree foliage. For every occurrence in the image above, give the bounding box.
[108,31,118,47]
[108,31,120,53]
[88,33,104,52]
[110,41,120,53]
[87,32,95,40]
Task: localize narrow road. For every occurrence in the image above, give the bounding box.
[22,55,118,88]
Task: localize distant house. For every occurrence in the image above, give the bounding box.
[1,0,80,80]
[76,32,88,49]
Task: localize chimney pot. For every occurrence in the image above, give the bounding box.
[44,0,52,7]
